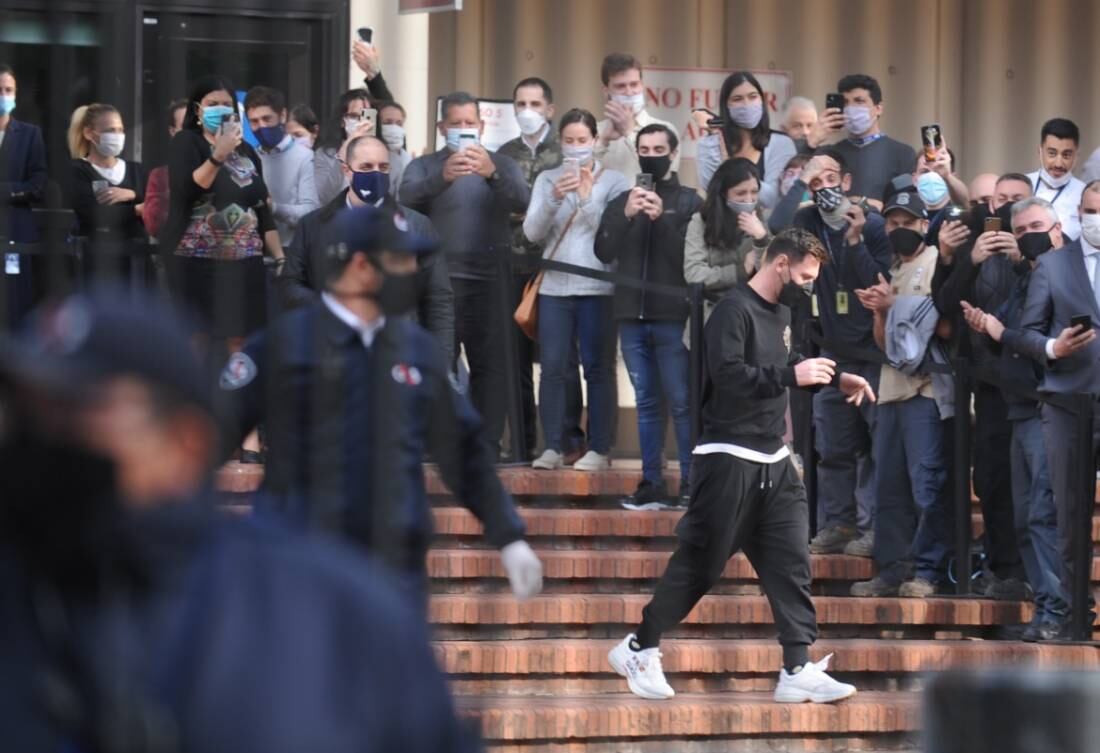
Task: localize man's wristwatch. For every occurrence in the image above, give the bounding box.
[488,171,501,183]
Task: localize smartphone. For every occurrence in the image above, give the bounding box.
[459,133,479,151]
[220,112,241,136]
[562,157,580,181]
[357,27,373,44]
[636,173,654,191]
[921,124,944,161]
[984,216,1002,234]
[825,93,844,112]
[91,179,110,196]
[1071,314,1095,332]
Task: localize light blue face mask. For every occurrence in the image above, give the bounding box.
[445,128,479,151]
[916,172,949,206]
[201,104,235,133]
[0,95,15,116]
[726,198,757,214]
[561,145,594,164]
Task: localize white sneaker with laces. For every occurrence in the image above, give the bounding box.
[532,449,563,470]
[773,653,857,703]
[607,633,675,700]
[572,450,610,472]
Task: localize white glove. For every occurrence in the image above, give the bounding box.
[500,540,543,601]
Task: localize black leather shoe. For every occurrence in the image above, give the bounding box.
[1024,617,1069,643]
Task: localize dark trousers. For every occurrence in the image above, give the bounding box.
[1040,401,1100,615]
[638,453,817,661]
[452,277,507,451]
[814,360,879,532]
[1010,415,1069,619]
[872,396,952,584]
[973,385,1024,579]
[512,272,584,456]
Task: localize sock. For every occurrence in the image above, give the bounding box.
[783,645,809,673]
[633,623,660,651]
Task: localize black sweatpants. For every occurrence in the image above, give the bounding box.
[637,452,818,667]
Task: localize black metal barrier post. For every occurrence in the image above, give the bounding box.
[801,320,821,538]
[1071,393,1096,641]
[687,282,705,446]
[952,358,973,595]
[497,251,528,466]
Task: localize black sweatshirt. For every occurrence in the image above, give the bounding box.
[699,283,806,454]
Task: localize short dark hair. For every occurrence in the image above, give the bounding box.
[182,74,237,132]
[558,108,597,138]
[1040,117,1080,146]
[997,172,1032,187]
[513,77,553,104]
[288,103,319,133]
[440,91,479,122]
[813,147,851,176]
[243,85,286,115]
[601,53,642,86]
[764,228,827,265]
[376,100,406,118]
[636,123,678,153]
[0,63,14,80]
[837,74,882,105]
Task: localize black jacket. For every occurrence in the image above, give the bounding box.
[280,189,455,366]
[68,159,147,240]
[594,175,703,322]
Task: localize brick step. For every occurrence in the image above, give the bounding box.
[454,691,918,746]
[437,638,1100,696]
[429,594,1031,643]
[481,740,916,753]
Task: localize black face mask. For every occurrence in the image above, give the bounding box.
[778,271,813,308]
[994,201,1015,228]
[638,155,671,182]
[888,227,924,257]
[0,415,121,586]
[370,261,420,316]
[1018,231,1053,261]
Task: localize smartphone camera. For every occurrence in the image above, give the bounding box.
[636,173,654,191]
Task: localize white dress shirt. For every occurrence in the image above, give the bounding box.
[1027,170,1085,240]
[322,291,385,349]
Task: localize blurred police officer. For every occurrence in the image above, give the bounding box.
[0,288,475,753]
[218,204,543,613]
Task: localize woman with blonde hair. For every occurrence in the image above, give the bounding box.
[67,103,147,280]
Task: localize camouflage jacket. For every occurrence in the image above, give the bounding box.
[497,132,562,272]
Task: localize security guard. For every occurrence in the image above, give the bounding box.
[217,204,543,610]
[0,287,475,752]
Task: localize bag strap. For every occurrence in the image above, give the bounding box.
[543,166,605,263]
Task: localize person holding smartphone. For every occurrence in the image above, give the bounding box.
[314,88,377,206]
[161,75,284,353]
[692,71,797,209]
[523,108,630,472]
[594,53,680,182]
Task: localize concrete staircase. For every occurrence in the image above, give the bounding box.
[217,463,1100,752]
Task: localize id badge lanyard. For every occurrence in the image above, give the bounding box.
[822,230,850,316]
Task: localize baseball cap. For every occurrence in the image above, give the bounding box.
[0,287,212,414]
[883,188,927,220]
[322,205,436,265]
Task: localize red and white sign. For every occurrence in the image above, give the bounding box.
[641,66,793,187]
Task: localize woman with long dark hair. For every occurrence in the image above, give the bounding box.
[313,88,377,205]
[694,71,797,209]
[684,158,770,326]
[161,74,283,347]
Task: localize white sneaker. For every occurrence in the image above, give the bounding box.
[773,653,857,703]
[532,449,563,470]
[572,450,610,472]
[607,633,675,700]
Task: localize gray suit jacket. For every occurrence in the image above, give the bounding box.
[1012,240,1100,395]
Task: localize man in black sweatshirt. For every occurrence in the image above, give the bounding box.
[608,229,875,703]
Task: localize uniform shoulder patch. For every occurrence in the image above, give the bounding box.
[220,352,258,390]
[391,363,423,386]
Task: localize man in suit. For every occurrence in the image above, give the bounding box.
[1013,181,1100,625]
[0,63,48,328]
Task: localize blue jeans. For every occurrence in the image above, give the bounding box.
[537,295,613,453]
[872,396,951,584]
[1011,415,1069,619]
[620,320,692,484]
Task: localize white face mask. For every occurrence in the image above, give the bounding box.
[612,92,645,115]
[515,108,547,137]
[1081,214,1100,247]
[294,135,314,150]
[381,123,406,152]
[1039,166,1072,190]
[94,132,125,158]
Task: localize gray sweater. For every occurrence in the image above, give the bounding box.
[832,135,916,203]
[696,131,797,209]
[258,137,320,248]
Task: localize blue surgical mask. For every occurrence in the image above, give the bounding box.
[561,145,594,164]
[350,170,389,204]
[727,102,763,130]
[445,128,479,151]
[916,172,949,207]
[201,104,235,134]
[0,95,15,116]
[726,198,757,214]
[256,124,287,150]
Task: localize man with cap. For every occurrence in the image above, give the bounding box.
[0,287,476,752]
[850,188,954,598]
[217,204,543,615]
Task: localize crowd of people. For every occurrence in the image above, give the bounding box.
[1,38,1099,723]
